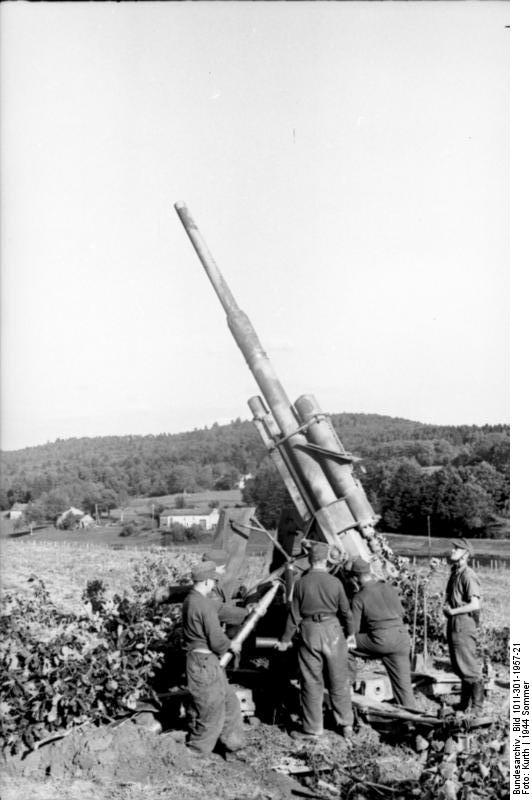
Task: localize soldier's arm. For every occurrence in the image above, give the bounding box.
[203,600,233,656]
[447,571,481,616]
[350,593,364,635]
[337,584,354,636]
[280,582,302,643]
[446,596,480,616]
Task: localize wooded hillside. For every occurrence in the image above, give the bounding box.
[1,414,509,537]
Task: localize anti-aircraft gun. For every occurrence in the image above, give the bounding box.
[174,202,392,579]
[171,204,458,725]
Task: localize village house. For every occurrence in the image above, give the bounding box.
[7,502,28,520]
[160,506,220,530]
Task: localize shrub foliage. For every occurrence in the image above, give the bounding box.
[0,554,195,754]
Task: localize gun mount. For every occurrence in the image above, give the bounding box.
[174,202,390,574]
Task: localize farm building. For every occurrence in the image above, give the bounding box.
[160,507,220,530]
[7,502,28,520]
[79,514,96,529]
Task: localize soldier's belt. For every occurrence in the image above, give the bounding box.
[302,613,336,623]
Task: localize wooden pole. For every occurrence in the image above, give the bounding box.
[411,571,420,666]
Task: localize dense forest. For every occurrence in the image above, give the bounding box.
[1,414,509,537]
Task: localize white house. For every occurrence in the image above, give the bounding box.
[160,507,220,530]
[8,502,28,520]
[78,514,96,529]
[238,473,253,490]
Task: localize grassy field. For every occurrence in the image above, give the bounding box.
[382,532,510,561]
[109,489,244,519]
[0,539,510,628]
[0,540,272,615]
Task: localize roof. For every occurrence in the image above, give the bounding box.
[10,503,28,512]
[161,507,216,517]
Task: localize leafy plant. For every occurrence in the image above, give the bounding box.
[0,574,182,754]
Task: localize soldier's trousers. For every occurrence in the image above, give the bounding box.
[186,651,245,755]
[447,615,482,683]
[348,626,417,709]
[298,618,354,735]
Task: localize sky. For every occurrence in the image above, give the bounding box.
[0,1,510,452]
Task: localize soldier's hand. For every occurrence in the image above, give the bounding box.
[442,603,453,618]
[346,634,357,650]
[229,641,242,654]
[154,587,170,605]
[275,641,291,652]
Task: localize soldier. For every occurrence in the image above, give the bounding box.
[201,549,250,629]
[182,560,245,757]
[276,541,356,740]
[347,557,417,709]
[154,549,249,631]
[443,538,483,713]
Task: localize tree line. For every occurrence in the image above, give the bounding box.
[1,415,508,536]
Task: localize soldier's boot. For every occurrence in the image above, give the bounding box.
[470,681,485,713]
[457,681,474,712]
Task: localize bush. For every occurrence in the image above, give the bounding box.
[120,521,140,538]
[0,572,185,754]
[57,511,79,531]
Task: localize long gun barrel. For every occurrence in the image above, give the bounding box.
[174,202,383,566]
[219,580,281,668]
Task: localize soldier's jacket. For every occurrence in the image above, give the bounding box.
[445,564,481,623]
[281,569,353,643]
[181,589,232,655]
[350,580,406,635]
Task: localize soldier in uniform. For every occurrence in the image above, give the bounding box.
[276,541,356,740]
[443,538,483,713]
[201,549,250,630]
[181,560,245,757]
[154,549,250,631]
[347,557,417,709]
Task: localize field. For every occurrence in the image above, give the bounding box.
[0,538,510,623]
[1,539,511,800]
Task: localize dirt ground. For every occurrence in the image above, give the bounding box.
[0,672,510,800]
[0,718,304,800]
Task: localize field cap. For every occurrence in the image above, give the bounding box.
[450,538,474,556]
[308,541,329,562]
[347,557,371,575]
[191,561,219,583]
[202,549,228,566]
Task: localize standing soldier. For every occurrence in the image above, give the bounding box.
[182,560,245,757]
[201,549,250,631]
[154,549,250,631]
[276,542,356,740]
[346,558,417,709]
[443,538,483,713]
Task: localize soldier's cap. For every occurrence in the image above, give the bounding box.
[450,538,474,556]
[202,548,228,566]
[308,541,329,562]
[191,561,219,583]
[346,557,371,575]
